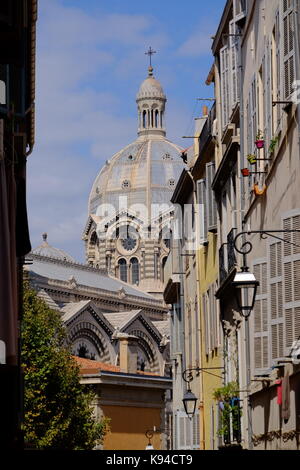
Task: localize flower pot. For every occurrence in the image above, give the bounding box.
[255,139,264,149]
[247,154,257,165]
[241,168,250,177]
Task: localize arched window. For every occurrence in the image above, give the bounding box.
[130,257,139,285]
[90,231,98,245]
[143,110,147,128]
[161,256,168,283]
[155,109,159,128]
[118,258,127,282]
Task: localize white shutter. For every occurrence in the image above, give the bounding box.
[203,293,210,356]
[234,0,247,17]
[206,162,217,232]
[283,214,300,354]
[282,0,296,98]
[269,242,284,361]
[188,303,192,367]
[229,20,240,110]
[195,297,200,363]
[220,45,230,128]
[176,411,199,450]
[275,10,282,131]
[197,179,208,242]
[263,40,273,152]
[208,283,219,351]
[253,260,269,370]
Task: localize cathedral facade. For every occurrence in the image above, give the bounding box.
[83,65,183,298]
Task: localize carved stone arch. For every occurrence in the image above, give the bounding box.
[128,329,160,374]
[68,321,112,363]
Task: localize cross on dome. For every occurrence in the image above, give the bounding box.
[145,46,156,76]
[145,46,156,67]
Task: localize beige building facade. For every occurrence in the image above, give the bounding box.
[209,0,300,450]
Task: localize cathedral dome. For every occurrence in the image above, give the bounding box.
[32,233,76,263]
[84,61,184,297]
[88,64,183,220]
[88,137,183,218]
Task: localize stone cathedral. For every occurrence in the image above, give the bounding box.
[83,63,183,299]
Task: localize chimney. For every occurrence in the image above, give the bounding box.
[202,105,209,117]
[117,333,138,374]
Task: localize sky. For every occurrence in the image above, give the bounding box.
[27,0,226,262]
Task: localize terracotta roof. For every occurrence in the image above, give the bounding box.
[74,356,120,374]
[73,356,162,377]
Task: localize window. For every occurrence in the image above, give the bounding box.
[272,11,281,132]
[229,20,240,109]
[220,45,230,128]
[282,0,296,99]
[90,232,98,245]
[233,0,247,18]
[122,179,130,189]
[130,257,139,285]
[118,258,127,282]
[253,260,269,371]
[161,256,168,283]
[202,285,220,357]
[197,179,207,243]
[206,162,217,232]
[142,110,147,128]
[261,39,273,155]
[269,242,284,361]
[282,213,300,355]
[175,411,199,450]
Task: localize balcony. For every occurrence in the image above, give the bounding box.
[219,228,237,285]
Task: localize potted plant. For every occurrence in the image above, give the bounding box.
[213,382,242,448]
[247,154,257,165]
[255,130,264,149]
[269,135,279,155]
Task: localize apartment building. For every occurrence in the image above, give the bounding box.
[210,0,300,450]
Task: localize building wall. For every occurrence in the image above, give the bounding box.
[102,405,162,450]
[240,0,300,450]
[198,233,222,450]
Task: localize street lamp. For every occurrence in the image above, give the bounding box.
[182,386,198,419]
[145,427,167,450]
[182,367,224,419]
[232,266,259,319]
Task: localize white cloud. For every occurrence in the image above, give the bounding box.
[177,26,215,57]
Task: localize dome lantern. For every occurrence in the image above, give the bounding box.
[136,53,166,138]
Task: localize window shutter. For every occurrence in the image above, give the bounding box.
[282,0,296,99]
[253,260,269,370]
[283,214,300,354]
[176,411,199,449]
[220,45,230,128]
[188,303,193,367]
[195,297,200,363]
[203,293,210,356]
[275,10,282,130]
[209,286,215,351]
[197,179,208,242]
[269,242,284,361]
[263,40,273,152]
[206,163,217,232]
[229,20,240,110]
[178,413,185,449]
